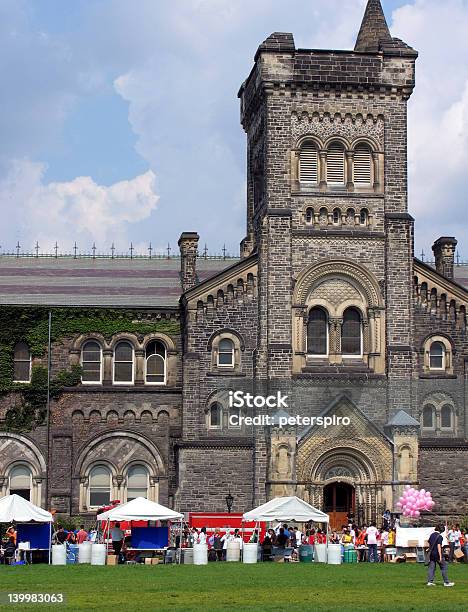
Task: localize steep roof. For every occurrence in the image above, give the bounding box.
[386,410,420,427]
[453,266,468,290]
[355,0,392,53]
[0,256,239,308]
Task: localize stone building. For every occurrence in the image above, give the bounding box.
[0,0,466,526]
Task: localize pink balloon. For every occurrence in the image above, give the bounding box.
[420,489,426,495]
[396,502,402,508]
[414,511,420,518]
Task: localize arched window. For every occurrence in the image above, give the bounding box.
[127,465,149,501]
[346,208,355,225]
[217,338,234,367]
[319,207,328,225]
[299,142,318,184]
[113,341,134,384]
[305,207,314,224]
[13,342,31,383]
[333,208,341,225]
[353,144,372,186]
[441,405,453,429]
[81,341,102,384]
[360,209,369,225]
[429,341,445,370]
[327,142,345,186]
[209,403,222,429]
[89,465,111,507]
[422,405,435,429]
[307,307,328,356]
[145,341,166,384]
[342,308,362,356]
[9,465,32,501]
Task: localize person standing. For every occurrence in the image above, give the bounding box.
[76,525,88,545]
[427,525,454,586]
[366,522,379,563]
[110,522,125,556]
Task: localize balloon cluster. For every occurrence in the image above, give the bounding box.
[396,486,435,518]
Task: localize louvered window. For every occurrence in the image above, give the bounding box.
[326,143,345,185]
[299,143,318,184]
[353,145,372,186]
[307,307,328,356]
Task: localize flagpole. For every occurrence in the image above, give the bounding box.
[45,311,52,509]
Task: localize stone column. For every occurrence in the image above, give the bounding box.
[102,349,113,385]
[372,151,381,191]
[346,151,354,191]
[319,150,327,191]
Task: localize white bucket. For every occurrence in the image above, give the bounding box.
[226,541,240,562]
[327,544,342,565]
[91,543,106,565]
[78,542,92,564]
[242,543,257,564]
[314,543,327,563]
[193,543,208,565]
[52,544,66,565]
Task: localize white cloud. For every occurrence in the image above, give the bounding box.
[0,159,159,252]
[391,0,468,255]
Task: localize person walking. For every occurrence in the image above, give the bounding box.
[366,522,379,563]
[427,525,454,587]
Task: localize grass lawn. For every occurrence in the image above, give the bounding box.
[0,562,466,611]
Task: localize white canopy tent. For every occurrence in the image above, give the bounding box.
[97,497,183,522]
[97,497,184,563]
[0,494,53,523]
[0,494,53,563]
[243,496,329,524]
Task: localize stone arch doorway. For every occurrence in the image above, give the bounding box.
[323,481,355,530]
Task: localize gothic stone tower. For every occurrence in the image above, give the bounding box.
[239,0,419,523]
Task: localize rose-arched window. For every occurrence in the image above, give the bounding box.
[217,338,234,367]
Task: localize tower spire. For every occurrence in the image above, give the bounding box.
[355,0,392,53]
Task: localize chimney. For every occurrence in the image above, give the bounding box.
[178,232,199,292]
[432,237,457,280]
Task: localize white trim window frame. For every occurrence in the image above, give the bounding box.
[145,341,166,385]
[217,338,235,368]
[113,341,135,386]
[81,340,103,385]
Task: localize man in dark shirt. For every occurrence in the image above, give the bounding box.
[55,525,67,544]
[427,526,454,587]
[276,528,289,549]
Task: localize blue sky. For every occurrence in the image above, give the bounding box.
[1,0,468,257]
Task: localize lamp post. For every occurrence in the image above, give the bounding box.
[225,490,234,513]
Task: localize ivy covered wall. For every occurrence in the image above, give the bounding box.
[0,306,180,431]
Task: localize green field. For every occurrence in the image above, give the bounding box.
[0,563,466,611]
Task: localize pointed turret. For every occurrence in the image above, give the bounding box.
[355,0,392,53]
